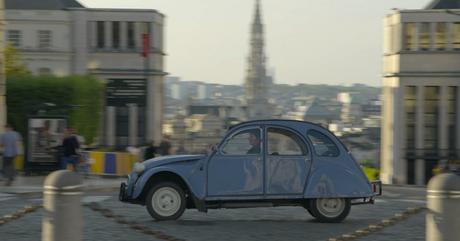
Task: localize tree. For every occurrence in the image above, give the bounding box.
[6,75,104,144]
[5,44,30,76]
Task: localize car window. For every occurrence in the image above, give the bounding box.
[307,130,339,157]
[267,128,306,156]
[221,128,261,155]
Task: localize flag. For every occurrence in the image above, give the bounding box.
[142,33,150,58]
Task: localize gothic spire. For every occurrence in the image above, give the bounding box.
[254,0,261,25]
[245,0,271,120]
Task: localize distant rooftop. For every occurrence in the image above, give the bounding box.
[426,0,460,9]
[5,0,85,10]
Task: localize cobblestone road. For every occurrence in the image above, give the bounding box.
[0,186,426,241]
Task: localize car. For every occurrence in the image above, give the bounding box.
[119,119,382,223]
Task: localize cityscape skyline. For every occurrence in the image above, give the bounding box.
[79,0,428,86]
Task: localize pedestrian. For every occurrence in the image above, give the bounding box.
[158,136,172,156]
[71,128,86,149]
[144,140,157,161]
[61,128,80,171]
[175,141,187,155]
[0,124,22,186]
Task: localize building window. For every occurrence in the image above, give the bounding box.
[96,21,105,49]
[116,107,129,145]
[453,23,460,50]
[38,67,52,75]
[404,23,416,50]
[447,87,457,156]
[38,30,52,49]
[138,107,145,144]
[405,86,416,150]
[112,21,120,49]
[419,23,431,51]
[424,86,439,150]
[435,22,446,50]
[127,22,135,49]
[141,22,150,34]
[7,30,21,47]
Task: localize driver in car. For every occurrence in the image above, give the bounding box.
[247,130,261,154]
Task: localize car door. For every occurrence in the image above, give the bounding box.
[207,127,264,198]
[265,126,310,196]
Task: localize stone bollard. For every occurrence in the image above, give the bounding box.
[42,170,83,241]
[426,173,460,241]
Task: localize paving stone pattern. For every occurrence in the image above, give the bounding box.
[0,194,426,241]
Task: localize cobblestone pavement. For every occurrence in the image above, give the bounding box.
[0,186,426,241]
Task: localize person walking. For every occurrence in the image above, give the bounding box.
[0,124,22,186]
[158,136,172,156]
[61,128,80,171]
[175,141,187,155]
[144,140,157,161]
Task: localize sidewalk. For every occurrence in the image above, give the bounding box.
[0,174,125,194]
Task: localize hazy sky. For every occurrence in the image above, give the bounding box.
[80,0,431,86]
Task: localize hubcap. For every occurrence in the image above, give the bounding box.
[152,187,181,217]
[316,198,346,218]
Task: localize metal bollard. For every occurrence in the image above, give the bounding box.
[426,173,460,241]
[42,170,83,241]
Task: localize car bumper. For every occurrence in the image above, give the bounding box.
[119,182,129,202]
[371,180,383,196]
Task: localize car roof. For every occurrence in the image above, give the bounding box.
[229,119,324,130]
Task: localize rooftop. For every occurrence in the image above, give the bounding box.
[5,0,85,10]
[426,0,460,9]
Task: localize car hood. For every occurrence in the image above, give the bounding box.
[143,155,206,168]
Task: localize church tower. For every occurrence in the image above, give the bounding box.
[245,0,271,119]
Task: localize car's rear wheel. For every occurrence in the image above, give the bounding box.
[309,198,351,223]
[146,182,186,221]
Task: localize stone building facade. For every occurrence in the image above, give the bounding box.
[381,0,460,184]
[5,0,166,147]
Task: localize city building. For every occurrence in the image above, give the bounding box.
[5,0,166,147]
[337,92,363,124]
[381,0,460,185]
[303,97,339,125]
[245,0,272,119]
[163,113,225,154]
[187,99,246,122]
[361,99,382,118]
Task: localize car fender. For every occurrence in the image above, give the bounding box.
[304,164,373,198]
[132,166,196,200]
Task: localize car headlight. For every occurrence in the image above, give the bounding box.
[133,162,146,174]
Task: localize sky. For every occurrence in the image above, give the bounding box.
[79,0,431,86]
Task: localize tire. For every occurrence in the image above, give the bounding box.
[303,202,317,218]
[309,198,351,223]
[146,182,186,221]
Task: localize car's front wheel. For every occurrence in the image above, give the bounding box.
[309,198,351,223]
[146,182,186,221]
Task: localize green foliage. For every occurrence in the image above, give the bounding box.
[362,166,380,181]
[5,44,31,76]
[6,75,104,144]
